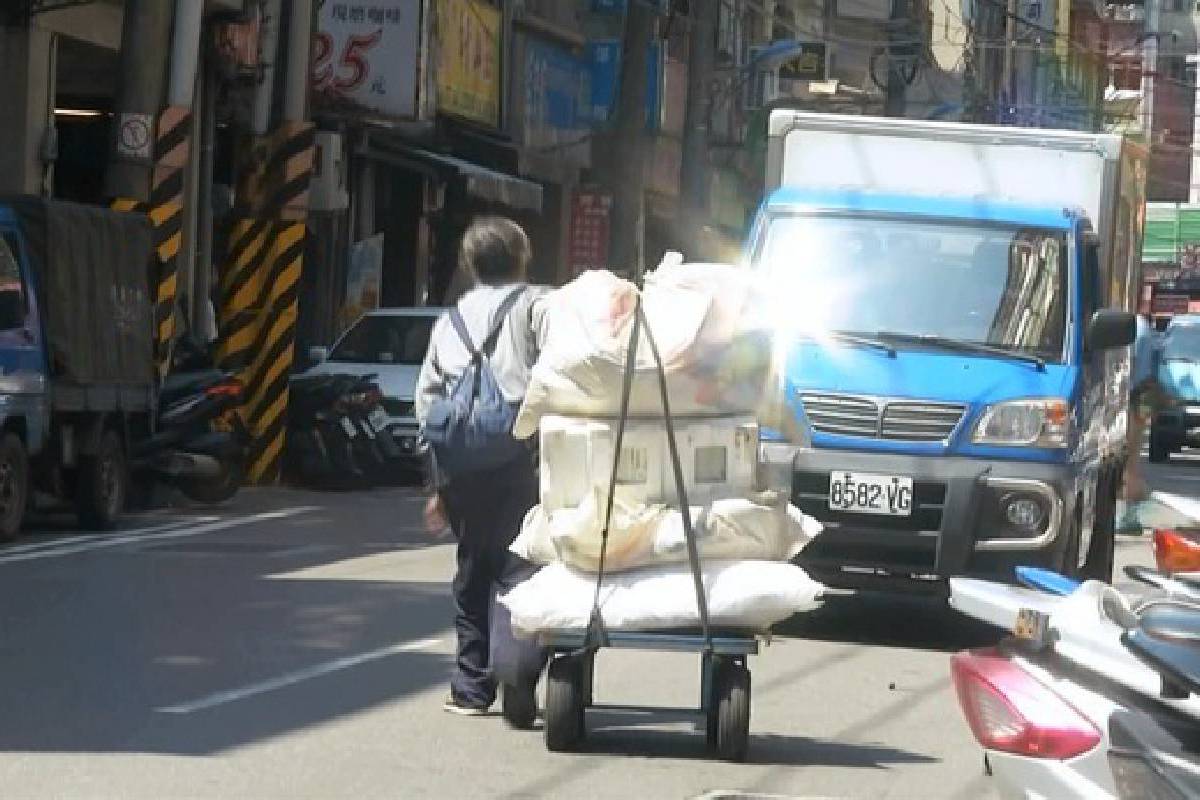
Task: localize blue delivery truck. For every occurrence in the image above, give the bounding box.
[753,112,1145,590]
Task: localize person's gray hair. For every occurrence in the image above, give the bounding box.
[460,216,531,284]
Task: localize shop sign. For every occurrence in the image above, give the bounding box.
[778,42,826,82]
[436,0,502,127]
[586,40,662,129]
[523,37,590,147]
[1153,293,1190,315]
[312,1,420,119]
[568,191,613,275]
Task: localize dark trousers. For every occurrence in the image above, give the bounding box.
[442,457,546,707]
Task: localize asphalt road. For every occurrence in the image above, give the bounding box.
[0,458,1186,800]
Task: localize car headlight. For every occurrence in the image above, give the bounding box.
[973,398,1071,448]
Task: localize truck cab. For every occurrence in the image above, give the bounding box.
[752,112,1142,591]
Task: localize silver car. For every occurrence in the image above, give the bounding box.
[304,307,442,464]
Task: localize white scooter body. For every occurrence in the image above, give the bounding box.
[949,577,1200,799]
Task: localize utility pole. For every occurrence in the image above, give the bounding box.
[105,0,173,201]
[680,0,717,254]
[608,0,657,278]
[884,0,910,117]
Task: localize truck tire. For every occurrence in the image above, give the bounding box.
[1150,430,1171,463]
[1081,474,1117,583]
[76,430,127,531]
[179,459,243,505]
[0,433,29,542]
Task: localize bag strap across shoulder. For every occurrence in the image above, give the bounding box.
[447,286,525,362]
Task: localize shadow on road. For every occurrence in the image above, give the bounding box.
[0,487,456,757]
[577,713,936,768]
[775,593,1000,653]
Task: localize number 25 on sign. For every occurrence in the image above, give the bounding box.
[313,29,382,94]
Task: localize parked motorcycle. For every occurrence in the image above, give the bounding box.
[284,372,399,488]
[948,566,1200,799]
[130,365,247,504]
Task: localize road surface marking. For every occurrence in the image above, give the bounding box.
[0,508,317,566]
[0,518,214,555]
[156,635,447,714]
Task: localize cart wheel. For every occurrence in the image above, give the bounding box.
[705,656,727,749]
[715,661,751,762]
[545,656,585,752]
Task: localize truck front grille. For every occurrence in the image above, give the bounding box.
[801,393,966,443]
[800,393,879,438]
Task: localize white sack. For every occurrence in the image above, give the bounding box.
[514,265,791,439]
[510,491,821,573]
[499,560,825,638]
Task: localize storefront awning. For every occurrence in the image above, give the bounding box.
[362,134,543,213]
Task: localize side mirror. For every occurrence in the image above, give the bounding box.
[1088,310,1135,351]
[308,346,329,363]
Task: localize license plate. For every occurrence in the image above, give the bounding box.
[828,471,913,516]
[340,417,357,438]
[369,406,388,430]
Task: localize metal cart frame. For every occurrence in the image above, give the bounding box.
[534,299,761,761]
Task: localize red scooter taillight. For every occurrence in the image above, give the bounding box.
[1153,529,1200,574]
[205,380,243,399]
[950,648,1101,760]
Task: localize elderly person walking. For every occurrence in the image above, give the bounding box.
[415,216,548,726]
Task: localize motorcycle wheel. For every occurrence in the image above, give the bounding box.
[179,460,244,504]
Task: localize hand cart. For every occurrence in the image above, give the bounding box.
[538,628,759,761]
[533,298,763,762]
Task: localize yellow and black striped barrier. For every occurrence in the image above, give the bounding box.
[111,105,192,378]
[218,122,315,484]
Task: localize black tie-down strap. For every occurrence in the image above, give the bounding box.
[581,297,712,655]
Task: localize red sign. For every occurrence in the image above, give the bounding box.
[568,190,612,276]
[1153,293,1190,315]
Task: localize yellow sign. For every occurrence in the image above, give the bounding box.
[436,0,501,127]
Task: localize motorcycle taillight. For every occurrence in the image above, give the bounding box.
[206,380,243,399]
[950,647,1101,760]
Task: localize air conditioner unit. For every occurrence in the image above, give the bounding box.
[309,131,349,212]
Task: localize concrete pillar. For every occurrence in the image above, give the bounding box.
[0,24,53,196]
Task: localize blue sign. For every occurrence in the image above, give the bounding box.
[586,39,662,130]
[590,0,666,12]
[525,37,590,136]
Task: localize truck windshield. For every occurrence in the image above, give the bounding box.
[1163,324,1200,363]
[754,214,1069,363]
[0,235,27,332]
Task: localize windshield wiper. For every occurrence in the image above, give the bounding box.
[797,330,896,357]
[874,331,1046,370]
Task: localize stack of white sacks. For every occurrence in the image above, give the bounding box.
[498,259,827,638]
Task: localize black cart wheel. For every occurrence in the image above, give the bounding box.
[545,656,585,752]
[705,656,727,748]
[715,661,751,762]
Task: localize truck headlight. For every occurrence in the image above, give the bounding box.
[973,398,1070,448]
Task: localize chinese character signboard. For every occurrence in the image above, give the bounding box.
[586,40,662,129]
[313,1,420,119]
[568,190,613,276]
[436,0,502,127]
[523,37,590,148]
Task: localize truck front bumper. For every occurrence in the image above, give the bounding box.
[1153,405,1200,448]
[792,449,1079,592]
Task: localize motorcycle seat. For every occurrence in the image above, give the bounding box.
[1123,604,1200,696]
[161,370,227,405]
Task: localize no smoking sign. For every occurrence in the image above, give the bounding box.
[115,113,153,161]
